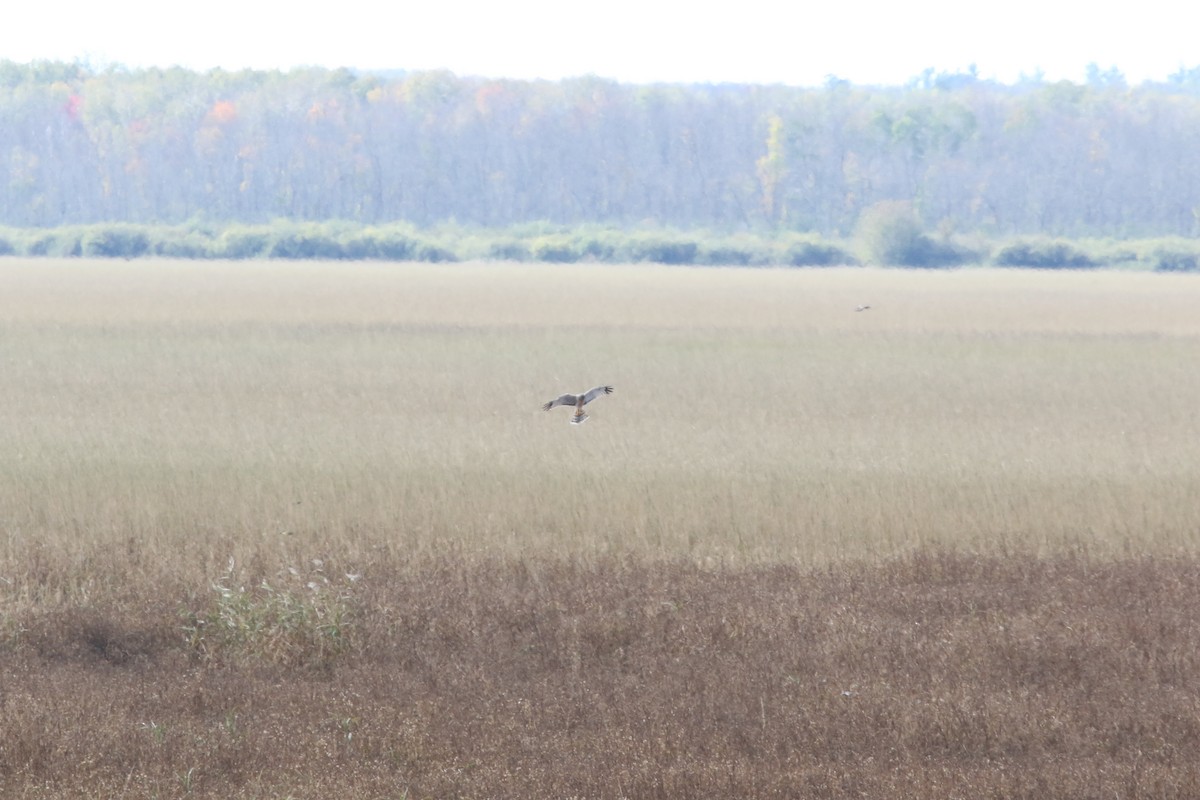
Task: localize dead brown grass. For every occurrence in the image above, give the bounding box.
[2,259,1200,796]
[4,552,1200,798]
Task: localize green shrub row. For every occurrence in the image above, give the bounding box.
[988,237,1200,272]
[993,239,1097,269]
[0,223,461,263]
[506,231,859,267]
[0,221,1197,270]
[0,222,861,267]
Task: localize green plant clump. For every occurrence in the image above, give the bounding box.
[182,562,357,669]
[994,239,1097,269]
[1154,248,1200,272]
[854,201,966,267]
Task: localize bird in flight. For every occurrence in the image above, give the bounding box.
[855,304,872,312]
[542,385,614,424]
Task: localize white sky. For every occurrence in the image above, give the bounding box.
[1,0,1197,86]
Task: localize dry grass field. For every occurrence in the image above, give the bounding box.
[2,258,1200,797]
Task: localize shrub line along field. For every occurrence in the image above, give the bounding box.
[1,259,1199,797]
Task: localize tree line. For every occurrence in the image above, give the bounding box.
[3,60,1200,238]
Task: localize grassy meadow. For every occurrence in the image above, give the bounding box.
[2,258,1200,797]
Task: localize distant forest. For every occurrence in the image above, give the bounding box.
[3,60,1200,238]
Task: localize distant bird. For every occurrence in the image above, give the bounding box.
[542,385,614,424]
[855,304,872,312]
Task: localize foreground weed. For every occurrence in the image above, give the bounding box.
[182,559,358,668]
[178,766,197,794]
[138,720,167,745]
[222,709,240,740]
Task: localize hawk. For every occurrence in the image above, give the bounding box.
[542,385,614,424]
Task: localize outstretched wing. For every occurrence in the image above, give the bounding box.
[581,385,614,405]
[542,393,579,411]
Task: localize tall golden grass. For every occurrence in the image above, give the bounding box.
[2,259,1198,585]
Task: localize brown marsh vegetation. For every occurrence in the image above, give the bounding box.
[2,259,1200,797]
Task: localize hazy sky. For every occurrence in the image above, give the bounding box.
[2,0,1197,86]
